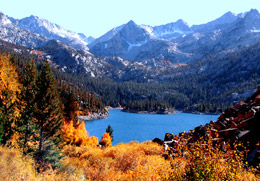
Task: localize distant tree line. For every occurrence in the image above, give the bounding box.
[124,100,173,112]
[2,42,260,113]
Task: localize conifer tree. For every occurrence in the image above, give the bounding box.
[35,60,63,153]
[20,59,38,153]
[106,125,114,142]
[60,89,79,125]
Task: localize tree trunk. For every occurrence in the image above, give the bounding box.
[39,129,43,152]
[23,121,29,154]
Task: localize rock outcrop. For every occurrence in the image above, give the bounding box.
[78,110,109,121]
[155,85,260,165]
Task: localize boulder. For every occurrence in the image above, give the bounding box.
[164,133,174,141]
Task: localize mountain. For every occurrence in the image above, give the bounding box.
[89,20,193,62]
[0,11,124,79]
[89,20,156,60]
[88,9,260,65]
[152,19,191,39]
[191,11,240,32]
[0,11,158,81]
[235,9,260,32]
[171,9,260,61]
[1,9,260,84]
[5,9,260,69]
[9,15,94,50]
[0,12,47,48]
[89,24,125,48]
[1,8,260,116]
[78,33,95,44]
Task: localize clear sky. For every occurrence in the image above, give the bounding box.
[1,0,259,38]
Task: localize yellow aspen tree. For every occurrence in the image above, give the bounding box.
[99,132,112,147]
[0,53,22,144]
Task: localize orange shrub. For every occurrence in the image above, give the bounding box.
[59,138,259,180]
[60,141,173,180]
[0,146,36,180]
[99,132,112,147]
[0,138,259,180]
[62,120,98,147]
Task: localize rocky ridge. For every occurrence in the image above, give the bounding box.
[0,12,48,49]
[9,15,94,50]
[155,85,260,165]
[78,110,109,121]
[90,9,260,65]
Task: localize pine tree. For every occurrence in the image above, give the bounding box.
[35,60,63,156]
[60,89,79,125]
[20,59,38,153]
[106,125,114,142]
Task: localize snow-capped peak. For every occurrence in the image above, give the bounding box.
[9,15,95,50]
[152,19,191,39]
[0,12,12,26]
[243,9,260,19]
[139,24,156,37]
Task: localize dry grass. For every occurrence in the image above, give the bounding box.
[0,138,259,180]
[0,146,36,180]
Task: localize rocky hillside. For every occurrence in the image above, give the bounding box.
[0,12,47,48]
[1,9,260,110]
[90,9,260,65]
[208,85,260,165]
[158,85,260,165]
[9,15,94,50]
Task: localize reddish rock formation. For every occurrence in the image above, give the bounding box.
[156,85,260,165]
[194,86,260,165]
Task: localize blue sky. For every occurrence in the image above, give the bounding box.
[1,0,259,38]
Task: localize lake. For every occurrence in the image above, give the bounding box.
[85,109,219,145]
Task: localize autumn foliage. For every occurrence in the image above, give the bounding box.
[61,141,170,180]
[0,53,21,108]
[0,53,22,144]
[99,132,112,147]
[0,52,259,180]
[0,146,36,180]
[62,120,98,147]
[58,138,259,180]
[1,137,260,180]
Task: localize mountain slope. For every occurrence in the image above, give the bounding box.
[9,15,93,51]
[88,24,125,48]
[90,20,156,60]
[153,19,191,39]
[172,9,260,61]
[89,9,260,65]
[191,11,240,32]
[0,12,47,48]
[89,20,193,62]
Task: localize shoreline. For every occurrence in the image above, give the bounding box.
[78,110,109,121]
[107,107,123,110]
[182,110,221,115]
[77,108,220,120]
[121,109,177,115]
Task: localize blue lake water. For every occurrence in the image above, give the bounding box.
[85,109,219,145]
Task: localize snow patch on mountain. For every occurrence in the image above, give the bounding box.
[127,40,147,50]
[139,25,156,37]
[89,24,125,47]
[0,15,11,25]
[152,19,192,39]
[9,15,94,50]
[251,27,260,33]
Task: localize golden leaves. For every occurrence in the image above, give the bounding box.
[0,53,21,106]
[62,120,98,147]
[99,132,112,147]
